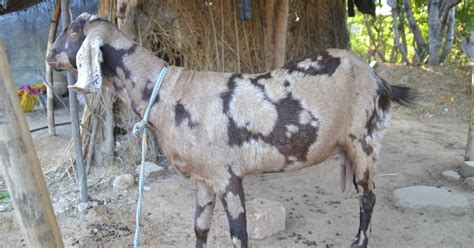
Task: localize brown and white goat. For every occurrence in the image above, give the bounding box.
[47,13,413,248]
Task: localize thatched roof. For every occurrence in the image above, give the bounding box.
[0,0,43,15]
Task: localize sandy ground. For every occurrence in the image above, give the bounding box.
[0,64,473,248]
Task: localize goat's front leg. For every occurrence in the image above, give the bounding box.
[220,169,248,248]
[194,180,216,248]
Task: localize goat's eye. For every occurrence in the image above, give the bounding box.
[69,28,80,35]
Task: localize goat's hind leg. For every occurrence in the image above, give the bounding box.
[194,180,216,248]
[352,173,376,248]
[344,143,377,248]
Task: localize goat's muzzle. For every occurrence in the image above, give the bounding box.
[68,84,95,95]
[46,50,76,72]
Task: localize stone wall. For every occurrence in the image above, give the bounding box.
[0,0,97,85]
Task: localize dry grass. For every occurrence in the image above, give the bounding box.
[138,0,347,73]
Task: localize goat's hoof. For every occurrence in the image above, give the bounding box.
[351,239,368,248]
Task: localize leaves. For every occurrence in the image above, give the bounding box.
[349,0,472,65]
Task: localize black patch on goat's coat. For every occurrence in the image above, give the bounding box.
[220,73,242,114]
[227,118,261,146]
[174,101,197,128]
[283,50,341,77]
[249,72,273,102]
[349,134,357,141]
[141,80,154,101]
[359,137,374,156]
[365,82,391,139]
[250,72,271,91]
[262,95,319,162]
[101,44,138,80]
[222,73,319,163]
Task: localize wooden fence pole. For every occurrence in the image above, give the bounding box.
[263,0,275,71]
[61,0,88,203]
[273,0,289,68]
[45,0,61,136]
[0,40,64,248]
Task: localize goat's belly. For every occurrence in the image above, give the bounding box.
[228,136,339,175]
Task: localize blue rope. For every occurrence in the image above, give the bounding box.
[133,66,168,248]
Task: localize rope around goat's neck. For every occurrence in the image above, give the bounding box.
[133,66,168,248]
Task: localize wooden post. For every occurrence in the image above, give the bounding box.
[263,0,275,71]
[61,0,88,203]
[263,0,289,70]
[117,0,138,38]
[96,0,117,169]
[0,40,64,248]
[273,0,289,68]
[45,0,61,136]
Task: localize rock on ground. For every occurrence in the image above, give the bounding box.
[113,174,135,190]
[393,186,470,215]
[216,198,286,240]
[464,177,474,190]
[441,170,461,181]
[461,161,474,178]
[135,162,164,180]
[77,202,90,213]
[246,198,286,240]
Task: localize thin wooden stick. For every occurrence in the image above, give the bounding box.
[242,23,253,73]
[221,0,225,71]
[45,0,61,136]
[0,39,64,248]
[233,0,241,72]
[86,104,100,174]
[207,1,221,71]
[61,0,88,203]
[263,0,275,70]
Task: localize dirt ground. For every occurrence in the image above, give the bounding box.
[1,64,473,248]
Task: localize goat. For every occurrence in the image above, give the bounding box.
[47,13,413,248]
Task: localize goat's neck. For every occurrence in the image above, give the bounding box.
[101,39,168,118]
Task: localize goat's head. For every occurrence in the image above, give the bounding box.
[47,12,108,94]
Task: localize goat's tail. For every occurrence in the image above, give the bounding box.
[390,85,416,106]
[372,69,415,107]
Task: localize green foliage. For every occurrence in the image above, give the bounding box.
[0,192,10,201]
[349,0,473,65]
[445,0,474,65]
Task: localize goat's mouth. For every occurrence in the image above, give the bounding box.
[46,52,77,72]
[48,64,65,72]
[47,59,75,72]
[68,84,95,95]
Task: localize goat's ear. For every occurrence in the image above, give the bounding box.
[69,36,104,94]
[89,14,106,22]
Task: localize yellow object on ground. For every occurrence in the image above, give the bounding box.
[16,83,45,112]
